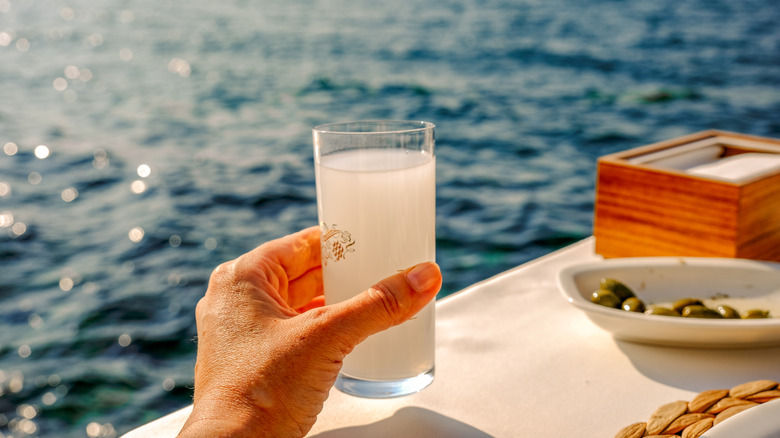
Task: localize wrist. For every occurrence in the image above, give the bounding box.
[178,394,267,438]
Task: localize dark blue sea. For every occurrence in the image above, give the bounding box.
[1,0,779,435]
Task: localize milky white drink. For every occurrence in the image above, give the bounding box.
[316,148,435,383]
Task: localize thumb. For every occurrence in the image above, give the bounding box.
[327,262,442,342]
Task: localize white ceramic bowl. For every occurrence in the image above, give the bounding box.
[702,398,780,438]
[557,257,780,348]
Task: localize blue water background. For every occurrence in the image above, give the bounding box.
[1,0,779,435]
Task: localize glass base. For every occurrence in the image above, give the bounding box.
[335,367,435,399]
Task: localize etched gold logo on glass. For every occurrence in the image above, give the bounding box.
[320,223,355,265]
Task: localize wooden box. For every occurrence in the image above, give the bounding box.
[593,130,780,261]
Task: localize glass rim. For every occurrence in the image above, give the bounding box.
[313,120,435,135]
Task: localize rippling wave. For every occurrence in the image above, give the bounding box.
[1,0,779,435]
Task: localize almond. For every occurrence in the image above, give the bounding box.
[646,400,688,435]
[614,422,645,438]
[681,417,714,438]
[729,379,778,399]
[714,404,757,426]
[745,390,780,403]
[688,389,728,413]
[662,413,714,434]
[706,397,758,414]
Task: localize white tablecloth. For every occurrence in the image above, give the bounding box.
[124,237,780,437]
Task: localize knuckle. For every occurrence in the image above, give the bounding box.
[209,260,239,287]
[369,283,405,325]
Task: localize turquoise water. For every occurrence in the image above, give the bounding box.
[1,0,779,435]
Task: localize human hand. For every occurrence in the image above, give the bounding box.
[177,226,442,438]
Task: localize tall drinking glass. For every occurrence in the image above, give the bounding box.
[313,120,436,398]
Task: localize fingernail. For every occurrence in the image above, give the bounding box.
[406,262,439,293]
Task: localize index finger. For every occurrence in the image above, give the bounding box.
[250,225,322,282]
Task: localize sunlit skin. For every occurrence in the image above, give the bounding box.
[177,226,442,438]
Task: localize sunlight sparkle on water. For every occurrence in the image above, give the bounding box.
[64,65,80,79]
[162,377,175,391]
[42,392,57,406]
[119,48,133,61]
[27,313,43,329]
[61,187,78,202]
[128,227,144,242]
[82,282,99,294]
[93,149,109,169]
[119,10,135,23]
[79,68,93,81]
[18,345,31,359]
[0,211,12,227]
[59,276,74,291]
[8,371,23,393]
[60,6,74,20]
[12,418,38,435]
[86,422,117,438]
[18,404,37,420]
[88,33,103,47]
[168,58,191,77]
[11,221,26,236]
[118,333,131,347]
[15,38,29,51]
[48,375,61,387]
[0,31,11,47]
[3,142,18,155]
[130,179,147,193]
[137,164,151,177]
[53,77,68,91]
[34,145,50,159]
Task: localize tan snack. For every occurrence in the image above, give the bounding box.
[729,379,778,398]
[614,379,779,438]
[646,401,688,435]
[687,389,729,413]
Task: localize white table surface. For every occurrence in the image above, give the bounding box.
[123,237,780,437]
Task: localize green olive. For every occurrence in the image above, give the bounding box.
[591,289,622,309]
[600,278,635,301]
[622,297,646,313]
[681,305,724,319]
[742,309,770,319]
[717,305,740,319]
[644,307,681,317]
[672,298,704,313]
